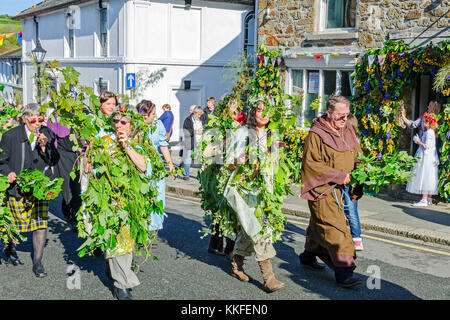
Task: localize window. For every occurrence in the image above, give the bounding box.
[100,7,108,57]
[243,12,255,60]
[320,0,356,31]
[290,68,355,128]
[66,12,75,57]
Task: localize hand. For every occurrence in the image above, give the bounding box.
[7,172,17,183]
[37,133,48,148]
[343,173,351,185]
[83,157,92,173]
[117,131,129,148]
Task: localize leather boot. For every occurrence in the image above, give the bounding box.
[230,254,250,282]
[258,259,285,293]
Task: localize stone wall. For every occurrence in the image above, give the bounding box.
[258,0,450,50]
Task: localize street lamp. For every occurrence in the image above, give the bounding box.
[31,40,47,102]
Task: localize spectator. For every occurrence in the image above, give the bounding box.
[201,96,216,125]
[158,104,174,141]
[181,106,203,180]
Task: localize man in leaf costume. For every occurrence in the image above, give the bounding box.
[0,103,59,277]
[299,95,363,288]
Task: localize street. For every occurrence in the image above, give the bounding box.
[0,193,449,300]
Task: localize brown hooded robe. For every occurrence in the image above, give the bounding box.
[301,115,362,269]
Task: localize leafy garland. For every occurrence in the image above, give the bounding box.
[39,61,169,258]
[351,40,450,199]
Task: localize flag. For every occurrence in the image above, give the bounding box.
[314,54,323,62]
[388,53,396,60]
[16,32,22,45]
[263,56,269,66]
[5,33,15,38]
[368,55,376,68]
[331,52,340,56]
[378,55,386,67]
[324,54,331,66]
[0,35,5,46]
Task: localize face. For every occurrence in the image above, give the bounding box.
[229,100,238,113]
[255,104,269,127]
[194,111,202,120]
[145,108,157,124]
[427,101,434,113]
[24,113,45,133]
[327,102,350,130]
[100,97,117,116]
[113,116,132,136]
[207,100,215,111]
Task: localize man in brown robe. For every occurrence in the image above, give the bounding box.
[299,95,363,288]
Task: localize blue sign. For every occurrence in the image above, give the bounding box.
[126,73,136,89]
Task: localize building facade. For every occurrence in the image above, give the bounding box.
[0,48,23,105]
[14,0,255,141]
[256,0,450,128]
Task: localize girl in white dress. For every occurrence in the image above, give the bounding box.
[406,112,440,207]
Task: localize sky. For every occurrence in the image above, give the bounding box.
[1,0,44,16]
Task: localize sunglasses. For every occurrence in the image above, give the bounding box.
[113,119,130,125]
[28,118,45,124]
[333,114,349,121]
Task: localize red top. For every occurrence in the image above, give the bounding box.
[234,111,247,125]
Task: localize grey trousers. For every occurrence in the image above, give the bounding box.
[233,229,276,262]
[108,253,140,290]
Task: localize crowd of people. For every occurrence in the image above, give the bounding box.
[0,89,442,299]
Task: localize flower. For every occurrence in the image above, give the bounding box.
[376,153,383,160]
[384,91,389,99]
[364,82,370,90]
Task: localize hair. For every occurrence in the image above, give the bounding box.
[423,112,439,134]
[207,97,216,103]
[135,99,156,115]
[21,103,41,120]
[193,105,204,114]
[162,103,171,111]
[99,91,119,106]
[429,100,441,115]
[247,101,266,131]
[225,96,243,119]
[347,113,360,143]
[326,95,350,111]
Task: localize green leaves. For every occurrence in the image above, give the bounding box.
[16,170,63,200]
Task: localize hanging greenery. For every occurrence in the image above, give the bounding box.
[351,40,450,199]
[39,61,169,258]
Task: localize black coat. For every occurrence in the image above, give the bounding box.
[0,124,59,198]
[183,114,195,150]
[201,107,214,125]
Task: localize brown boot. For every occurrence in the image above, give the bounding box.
[258,259,285,293]
[231,254,250,282]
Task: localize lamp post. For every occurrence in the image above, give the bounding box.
[31,40,47,103]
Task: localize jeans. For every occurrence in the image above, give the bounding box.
[343,186,362,238]
[182,149,193,177]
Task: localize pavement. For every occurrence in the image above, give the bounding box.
[166,164,450,246]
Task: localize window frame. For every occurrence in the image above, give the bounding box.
[318,0,357,34]
[243,11,255,58]
[99,6,109,57]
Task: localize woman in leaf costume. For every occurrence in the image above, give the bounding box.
[0,103,59,276]
[199,95,245,258]
[223,101,285,293]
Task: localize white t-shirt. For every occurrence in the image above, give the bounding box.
[25,126,38,151]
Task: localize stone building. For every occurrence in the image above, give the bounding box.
[256,0,450,130]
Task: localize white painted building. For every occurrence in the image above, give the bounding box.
[0,48,23,104]
[14,0,255,141]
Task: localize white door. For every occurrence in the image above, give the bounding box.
[169,88,202,142]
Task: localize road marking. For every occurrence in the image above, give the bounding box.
[167,194,450,257]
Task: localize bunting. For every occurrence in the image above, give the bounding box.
[0,30,22,46]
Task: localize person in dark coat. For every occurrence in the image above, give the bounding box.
[0,103,59,277]
[181,105,203,180]
[47,115,81,232]
[201,96,216,126]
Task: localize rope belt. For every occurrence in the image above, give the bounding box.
[334,185,351,210]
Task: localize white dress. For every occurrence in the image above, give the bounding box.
[406,128,439,195]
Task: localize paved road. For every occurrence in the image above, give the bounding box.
[0,194,449,300]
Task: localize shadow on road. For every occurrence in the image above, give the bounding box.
[158,211,233,277]
[392,205,450,227]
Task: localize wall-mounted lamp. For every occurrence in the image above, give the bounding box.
[184,80,191,90]
[185,0,192,8]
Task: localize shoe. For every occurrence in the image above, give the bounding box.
[299,253,325,271]
[352,237,364,251]
[182,176,190,181]
[93,247,104,257]
[4,245,24,266]
[208,248,225,256]
[336,277,362,288]
[113,287,133,300]
[427,198,433,205]
[32,261,48,278]
[412,199,428,207]
[231,254,251,282]
[258,259,285,293]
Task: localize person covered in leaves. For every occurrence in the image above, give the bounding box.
[0,103,59,277]
[135,99,176,233]
[298,95,363,289]
[223,100,285,293]
[80,105,164,300]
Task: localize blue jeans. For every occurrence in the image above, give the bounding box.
[343,186,362,238]
[182,149,193,177]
